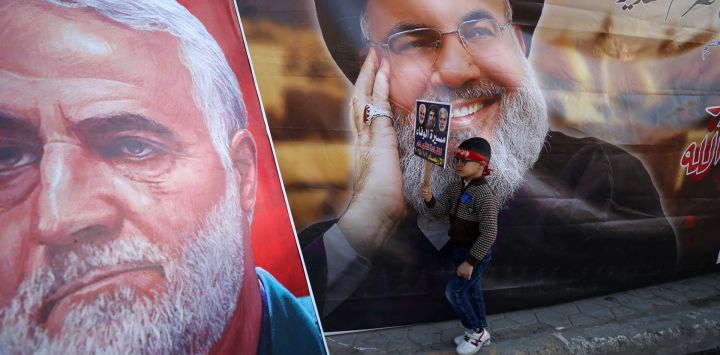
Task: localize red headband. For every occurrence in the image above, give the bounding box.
[454,148,492,176]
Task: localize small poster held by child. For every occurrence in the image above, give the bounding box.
[414,100,452,168]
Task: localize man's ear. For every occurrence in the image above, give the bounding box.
[230,130,257,212]
[512,25,528,56]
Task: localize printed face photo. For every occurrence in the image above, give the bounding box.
[0,1,250,350]
[426,108,437,129]
[438,108,449,132]
[0,1,324,353]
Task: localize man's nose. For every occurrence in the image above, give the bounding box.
[32,143,122,247]
[430,35,482,89]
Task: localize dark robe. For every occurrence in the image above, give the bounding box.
[301,131,677,331]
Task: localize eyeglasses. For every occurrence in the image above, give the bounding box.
[454,157,474,166]
[370,18,513,69]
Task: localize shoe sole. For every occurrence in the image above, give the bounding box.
[453,336,490,348]
[456,339,491,355]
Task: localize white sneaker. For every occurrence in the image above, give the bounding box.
[453,329,473,346]
[455,329,490,355]
[453,329,490,346]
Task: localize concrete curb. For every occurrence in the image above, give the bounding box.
[481,307,720,355]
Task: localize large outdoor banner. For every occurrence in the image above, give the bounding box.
[0,0,325,353]
[236,0,720,331]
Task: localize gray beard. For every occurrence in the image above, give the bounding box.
[0,186,246,354]
[394,62,549,216]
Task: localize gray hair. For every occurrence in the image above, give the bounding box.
[360,0,513,43]
[48,0,247,173]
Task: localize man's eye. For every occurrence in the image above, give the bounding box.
[462,22,496,40]
[0,144,41,171]
[101,137,162,161]
[392,37,439,54]
[466,28,493,38]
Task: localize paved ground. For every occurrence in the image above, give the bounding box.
[324,272,720,354]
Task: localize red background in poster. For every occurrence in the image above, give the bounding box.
[178,0,307,296]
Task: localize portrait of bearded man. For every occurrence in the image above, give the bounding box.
[438,108,449,133]
[0,0,325,353]
[297,0,678,330]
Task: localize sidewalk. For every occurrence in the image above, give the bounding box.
[325,272,720,354]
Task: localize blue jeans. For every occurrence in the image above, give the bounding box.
[445,247,492,330]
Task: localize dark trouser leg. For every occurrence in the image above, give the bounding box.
[468,253,492,329]
[445,248,491,330]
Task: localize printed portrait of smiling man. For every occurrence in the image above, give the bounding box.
[0,0,325,353]
[296,0,677,330]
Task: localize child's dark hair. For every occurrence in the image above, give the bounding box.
[458,137,491,161]
[456,137,493,176]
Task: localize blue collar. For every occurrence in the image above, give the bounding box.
[256,277,272,355]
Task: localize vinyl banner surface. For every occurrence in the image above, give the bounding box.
[236,0,720,331]
[0,0,325,353]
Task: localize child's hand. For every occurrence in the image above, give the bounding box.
[420,186,432,202]
[457,261,473,280]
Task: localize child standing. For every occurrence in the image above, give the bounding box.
[420,137,500,355]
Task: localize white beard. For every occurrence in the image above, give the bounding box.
[394,57,549,216]
[0,186,246,354]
